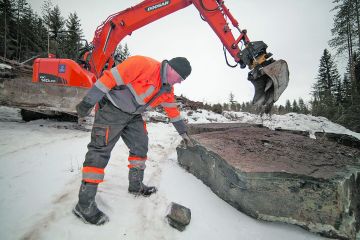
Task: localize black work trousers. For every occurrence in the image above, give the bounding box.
[82,98,148,184]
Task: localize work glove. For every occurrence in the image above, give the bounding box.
[180,133,194,148]
[76,100,94,118]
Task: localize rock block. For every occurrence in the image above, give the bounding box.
[166,202,191,231]
[177,123,360,240]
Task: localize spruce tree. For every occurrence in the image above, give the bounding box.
[15,0,28,60]
[0,0,17,58]
[42,3,65,57]
[298,98,309,114]
[285,100,292,113]
[18,5,42,61]
[229,92,237,111]
[33,15,48,57]
[311,49,341,119]
[342,74,353,107]
[292,99,300,113]
[64,12,83,60]
[278,105,286,115]
[114,43,130,64]
[330,0,357,57]
[235,103,241,112]
[341,54,360,132]
[330,0,359,88]
[212,104,223,114]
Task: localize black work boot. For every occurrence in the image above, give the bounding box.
[128,168,157,197]
[73,182,109,225]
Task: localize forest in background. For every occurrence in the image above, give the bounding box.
[0,0,359,132]
[0,0,84,62]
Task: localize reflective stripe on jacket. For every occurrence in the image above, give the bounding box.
[93,55,182,123]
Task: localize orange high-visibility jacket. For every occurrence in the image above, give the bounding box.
[91,55,185,128]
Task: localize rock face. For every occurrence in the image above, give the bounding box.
[176,123,360,240]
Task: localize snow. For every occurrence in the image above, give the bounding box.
[184,109,360,140]
[2,105,357,239]
[0,63,12,70]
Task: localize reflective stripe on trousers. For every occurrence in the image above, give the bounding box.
[128,155,147,169]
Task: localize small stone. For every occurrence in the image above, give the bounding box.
[166,202,191,231]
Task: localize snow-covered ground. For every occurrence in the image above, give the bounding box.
[2,106,358,240]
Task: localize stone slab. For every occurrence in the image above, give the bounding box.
[177,123,360,240]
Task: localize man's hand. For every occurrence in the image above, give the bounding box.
[76,100,94,118]
[180,133,194,148]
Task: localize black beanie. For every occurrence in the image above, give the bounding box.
[168,57,192,80]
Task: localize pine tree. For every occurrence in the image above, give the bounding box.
[114,43,130,64]
[311,98,321,116]
[235,103,241,112]
[292,99,300,113]
[18,4,33,60]
[15,0,28,60]
[330,0,357,56]
[341,54,360,132]
[64,12,83,60]
[43,5,65,38]
[315,49,340,101]
[33,15,49,56]
[330,0,359,89]
[298,98,309,114]
[42,3,65,57]
[353,52,360,94]
[18,5,44,61]
[333,75,344,105]
[241,102,246,112]
[354,0,360,51]
[212,103,223,114]
[285,99,292,113]
[229,92,237,111]
[311,49,341,119]
[41,0,53,26]
[278,105,286,115]
[0,0,17,58]
[342,74,353,107]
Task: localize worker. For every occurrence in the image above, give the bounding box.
[73,55,193,225]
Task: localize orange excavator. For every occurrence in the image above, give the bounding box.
[0,0,289,118]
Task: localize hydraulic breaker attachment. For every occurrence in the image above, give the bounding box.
[239,42,290,112]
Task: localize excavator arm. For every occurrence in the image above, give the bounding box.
[83,0,289,110]
[87,0,244,74]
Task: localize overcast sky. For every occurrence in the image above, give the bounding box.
[28,0,336,105]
